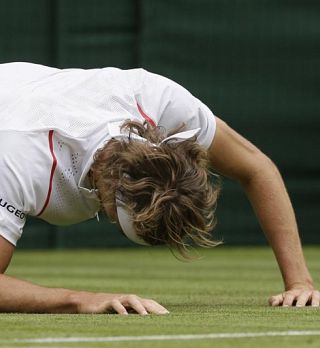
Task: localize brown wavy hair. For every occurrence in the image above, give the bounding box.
[90,120,221,256]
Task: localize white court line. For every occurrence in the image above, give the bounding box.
[4,330,320,344]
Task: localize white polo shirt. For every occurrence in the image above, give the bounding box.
[0,62,216,246]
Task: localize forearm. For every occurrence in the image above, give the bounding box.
[208,118,317,305]
[240,158,313,289]
[0,273,169,314]
[0,274,78,313]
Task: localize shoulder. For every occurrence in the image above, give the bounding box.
[0,62,59,83]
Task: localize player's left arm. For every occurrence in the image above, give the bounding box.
[208,116,319,307]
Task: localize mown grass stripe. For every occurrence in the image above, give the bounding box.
[6,330,320,343]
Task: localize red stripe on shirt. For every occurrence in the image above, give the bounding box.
[137,103,156,127]
[37,130,57,216]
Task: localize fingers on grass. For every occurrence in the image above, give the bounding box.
[142,299,170,315]
[269,294,283,307]
[108,295,168,315]
[282,293,296,307]
[270,290,320,307]
[311,290,320,307]
[296,291,313,307]
[110,299,128,315]
[125,295,148,315]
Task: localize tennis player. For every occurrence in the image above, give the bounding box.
[0,62,318,314]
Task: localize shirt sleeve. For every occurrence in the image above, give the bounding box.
[135,69,216,149]
[0,153,26,246]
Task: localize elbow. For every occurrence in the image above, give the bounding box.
[238,152,281,188]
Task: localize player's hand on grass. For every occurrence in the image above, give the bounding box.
[269,285,320,307]
[72,292,169,315]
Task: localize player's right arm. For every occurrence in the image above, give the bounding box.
[0,235,168,315]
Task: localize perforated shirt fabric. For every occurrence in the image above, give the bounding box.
[0,62,216,245]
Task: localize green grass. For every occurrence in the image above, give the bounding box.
[0,246,319,348]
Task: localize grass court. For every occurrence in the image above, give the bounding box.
[0,246,319,348]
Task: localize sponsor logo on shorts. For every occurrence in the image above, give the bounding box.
[0,198,25,219]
